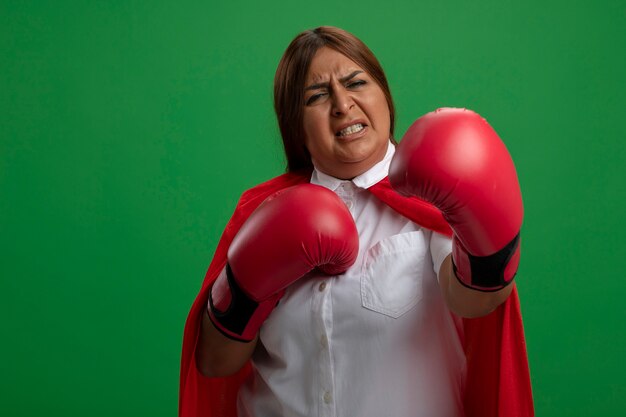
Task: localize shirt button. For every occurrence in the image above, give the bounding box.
[320,334,328,348]
[318,282,327,291]
[323,391,333,404]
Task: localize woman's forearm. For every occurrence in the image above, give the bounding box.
[438,254,514,318]
[195,307,258,378]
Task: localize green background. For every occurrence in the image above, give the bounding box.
[1,0,624,415]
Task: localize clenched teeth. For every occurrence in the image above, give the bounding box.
[337,123,364,136]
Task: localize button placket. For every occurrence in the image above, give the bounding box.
[336,182,356,214]
[312,279,336,417]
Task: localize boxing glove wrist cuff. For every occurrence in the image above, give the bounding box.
[452,233,521,292]
[207,264,279,342]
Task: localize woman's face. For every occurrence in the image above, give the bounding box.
[302,47,391,179]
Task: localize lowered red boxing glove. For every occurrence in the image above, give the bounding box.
[389,108,523,291]
[208,183,359,341]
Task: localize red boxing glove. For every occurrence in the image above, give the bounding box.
[208,183,359,341]
[389,108,523,291]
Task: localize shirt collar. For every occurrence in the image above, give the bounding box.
[310,141,395,191]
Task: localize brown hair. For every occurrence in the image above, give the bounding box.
[274,26,396,172]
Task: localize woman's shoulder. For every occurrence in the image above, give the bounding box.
[240,170,312,200]
[231,170,312,215]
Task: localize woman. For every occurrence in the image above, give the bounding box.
[180,26,533,417]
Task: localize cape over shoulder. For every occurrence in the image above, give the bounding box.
[179,171,533,417]
[179,171,311,417]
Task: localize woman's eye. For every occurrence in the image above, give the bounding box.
[347,80,366,88]
[306,93,326,105]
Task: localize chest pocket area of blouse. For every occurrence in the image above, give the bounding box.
[360,230,430,318]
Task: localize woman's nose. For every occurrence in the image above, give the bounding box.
[332,87,354,116]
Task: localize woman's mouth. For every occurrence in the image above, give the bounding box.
[336,123,366,138]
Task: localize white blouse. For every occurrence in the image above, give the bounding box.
[236,142,466,417]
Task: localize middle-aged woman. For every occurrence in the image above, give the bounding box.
[180,26,533,417]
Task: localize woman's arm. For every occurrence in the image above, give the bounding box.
[438,254,513,318]
[195,308,258,378]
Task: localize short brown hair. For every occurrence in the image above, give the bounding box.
[274,26,396,172]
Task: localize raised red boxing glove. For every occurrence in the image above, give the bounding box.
[208,183,359,341]
[389,108,523,291]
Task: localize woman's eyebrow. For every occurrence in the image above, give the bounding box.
[305,70,364,91]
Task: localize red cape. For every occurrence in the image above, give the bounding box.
[179,171,534,417]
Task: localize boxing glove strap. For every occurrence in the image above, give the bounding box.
[453,233,520,292]
[208,264,261,342]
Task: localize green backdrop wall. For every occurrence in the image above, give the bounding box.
[1,1,624,415]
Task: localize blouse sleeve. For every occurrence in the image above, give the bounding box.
[430,231,453,280]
